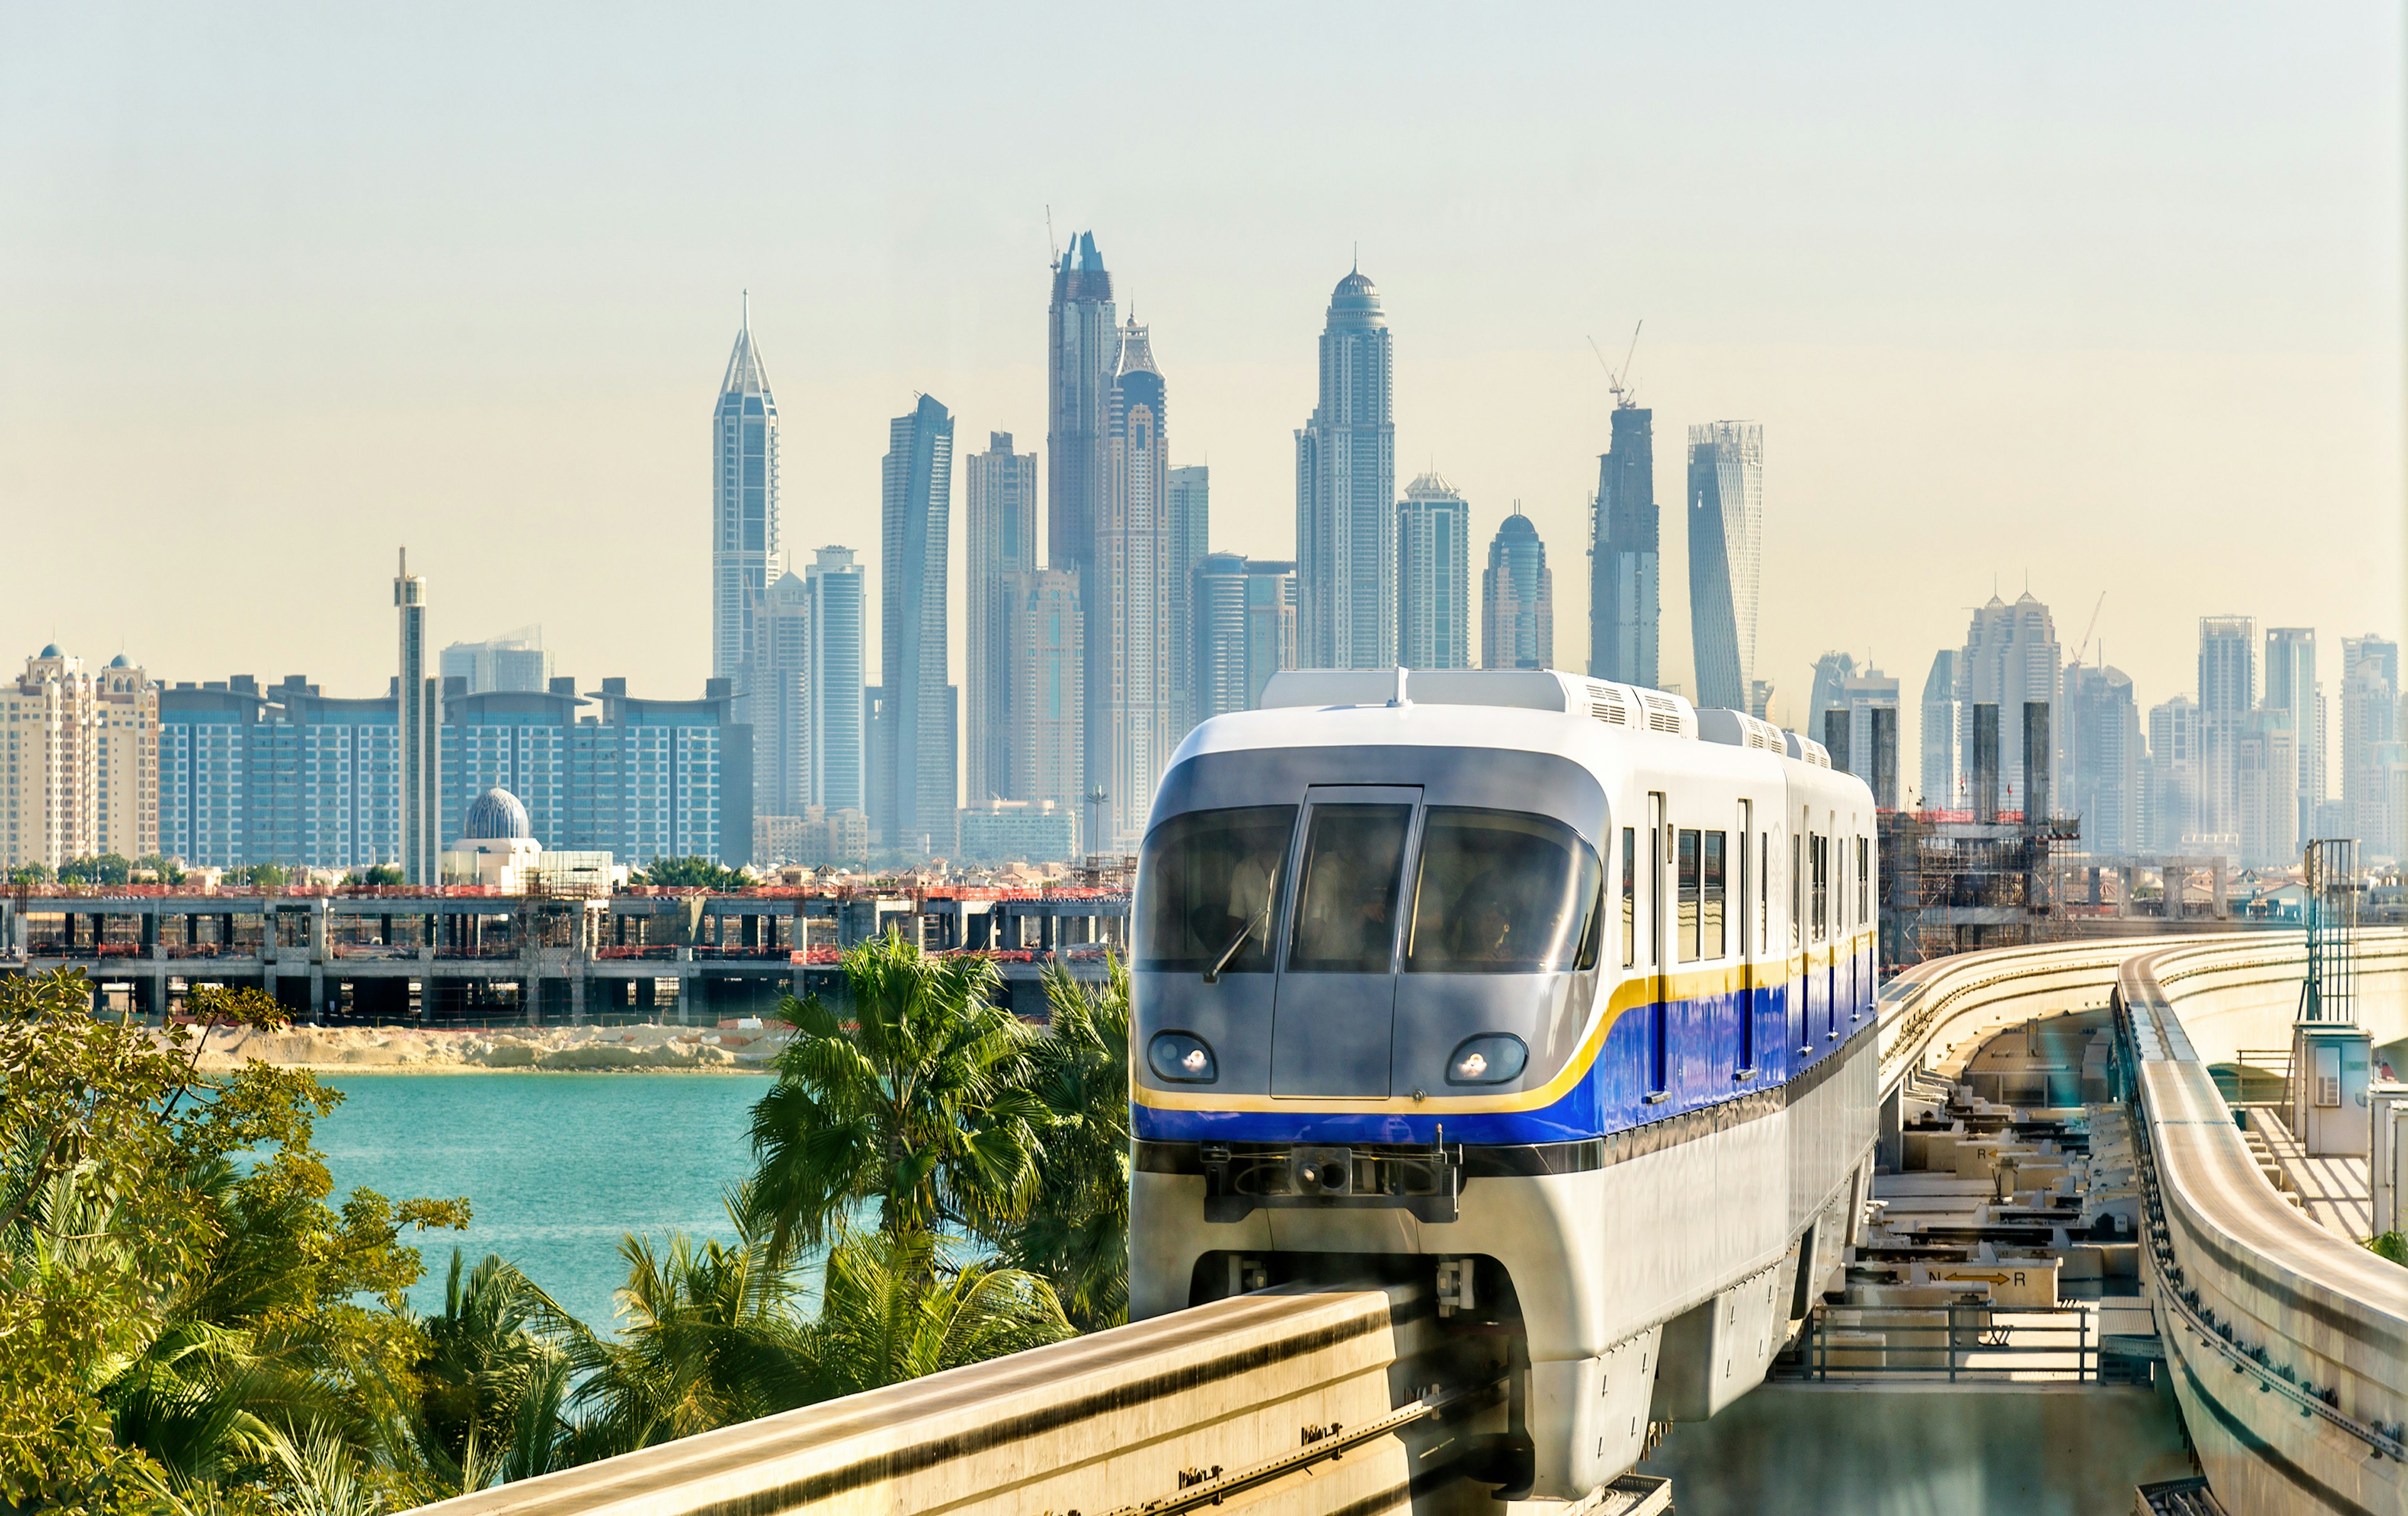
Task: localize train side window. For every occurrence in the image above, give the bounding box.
[1676,828,1701,963]
[1620,827,1637,967]
[1702,831,1726,958]
[1790,834,1800,950]
[1857,835,1871,922]
[1759,832,1769,950]
[1810,834,1828,941]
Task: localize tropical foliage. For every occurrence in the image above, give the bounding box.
[634,856,747,890]
[4,931,1136,1510]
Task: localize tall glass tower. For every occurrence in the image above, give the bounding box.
[1481,514,1554,671]
[1097,320,1168,852]
[1048,233,1116,617]
[805,546,865,814]
[874,395,957,854]
[966,432,1038,804]
[1686,421,1763,711]
[1590,405,1657,687]
[1397,472,1469,670]
[1296,266,1396,669]
[712,297,780,681]
[1164,465,1210,736]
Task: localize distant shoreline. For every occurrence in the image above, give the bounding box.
[187,1022,788,1076]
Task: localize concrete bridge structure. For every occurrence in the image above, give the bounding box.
[327,931,2408,1514]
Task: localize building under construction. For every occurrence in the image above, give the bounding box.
[1876,699,2080,968]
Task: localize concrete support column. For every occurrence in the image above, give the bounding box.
[309,965,325,1024]
[570,973,586,1026]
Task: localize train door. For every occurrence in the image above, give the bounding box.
[1648,792,1669,1099]
[1737,799,1754,1074]
[1269,785,1420,1098]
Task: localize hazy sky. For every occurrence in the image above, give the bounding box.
[3,4,2400,776]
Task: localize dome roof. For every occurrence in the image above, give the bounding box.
[38,644,61,658]
[107,654,130,668]
[1334,269,1376,295]
[462,787,532,840]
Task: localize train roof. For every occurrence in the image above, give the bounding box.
[1175,667,1856,797]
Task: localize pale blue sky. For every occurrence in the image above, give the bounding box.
[2,3,2399,746]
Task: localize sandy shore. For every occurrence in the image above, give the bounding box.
[188,1021,787,1074]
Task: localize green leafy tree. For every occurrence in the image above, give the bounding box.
[1,972,470,1513]
[746,935,1046,1259]
[238,864,288,889]
[411,1253,556,1482]
[133,856,186,886]
[355,865,404,888]
[8,861,53,887]
[2369,1231,2407,1266]
[636,857,744,891]
[997,963,1131,1330]
[59,854,133,886]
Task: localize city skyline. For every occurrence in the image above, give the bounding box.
[3,7,2399,805]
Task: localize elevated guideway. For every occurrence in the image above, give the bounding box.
[414,932,2405,1516]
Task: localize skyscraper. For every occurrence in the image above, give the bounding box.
[1096,319,1170,852]
[440,628,550,695]
[2195,614,2256,845]
[711,300,779,681]
[1921,650,1958,810]
[1048,232,1116,583]
[743,570,812,820]
[805,546,866,814]
[395,550,438,883]
[1686,422,1763,711]
[1481,514,1553,671]
[2066,663,2141,852]
[1196,554,1300,719]
[1808,651,1857,735]
[1590,404,1657,687]
[1001,568,1083,815]
[2237,708,2299,867]
[1960,592,2061,813]
[1296,266,1396,670]
[2342,635,2400,857]
[1165,465,1210,736]
[2148,695,2202,852]
[2263,627,2322,844]
[872,395,958,856]
[966,433,1038,803]
[1396,472,1470,670]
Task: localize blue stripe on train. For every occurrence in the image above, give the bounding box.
[1131,944,1877,1147]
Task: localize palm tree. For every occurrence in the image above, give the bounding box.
[413,1251,552,1476]
[746,933,1047,1259]
[552,1197,815,1455]
[998,962,1131,1330]
[799,1227,1072,1400]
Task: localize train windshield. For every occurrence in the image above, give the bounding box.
[1286,803,1415,973]
[1136,805,1296,973]
[1404,808,1603,974]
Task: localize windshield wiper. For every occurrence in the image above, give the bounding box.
[1203,901,1272,983]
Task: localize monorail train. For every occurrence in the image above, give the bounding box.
[1129,667,1881,1501]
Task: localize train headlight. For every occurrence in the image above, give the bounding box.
[1445,1034,1528,1086]
[1148,1031,1218,1084]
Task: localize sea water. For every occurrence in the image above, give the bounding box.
[315,1073,766,1332]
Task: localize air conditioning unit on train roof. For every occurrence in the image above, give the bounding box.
[1258,667,1699,739]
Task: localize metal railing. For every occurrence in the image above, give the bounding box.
[1777,1302,2123,1382]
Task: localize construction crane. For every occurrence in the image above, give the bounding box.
[2069,591,2107,669]
[1586,320,1644,410]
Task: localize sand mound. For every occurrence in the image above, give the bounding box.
[184,1022,783,1073]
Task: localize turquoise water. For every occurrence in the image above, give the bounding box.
[315,1073,768,1332]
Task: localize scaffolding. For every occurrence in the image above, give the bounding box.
[1879,807,2080,968]
[2300,837,2358,1022]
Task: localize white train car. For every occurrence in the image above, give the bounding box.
[1129,669,1881,1500]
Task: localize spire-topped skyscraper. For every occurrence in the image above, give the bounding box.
[1096,317,1170,851]
[712,296,780,681]
[1590,400,1657,688]
[1048,231,1116,588]
[1296,264,1397,669]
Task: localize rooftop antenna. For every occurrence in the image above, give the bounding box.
[741,289,750,332]
[1046,205,1057,265]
